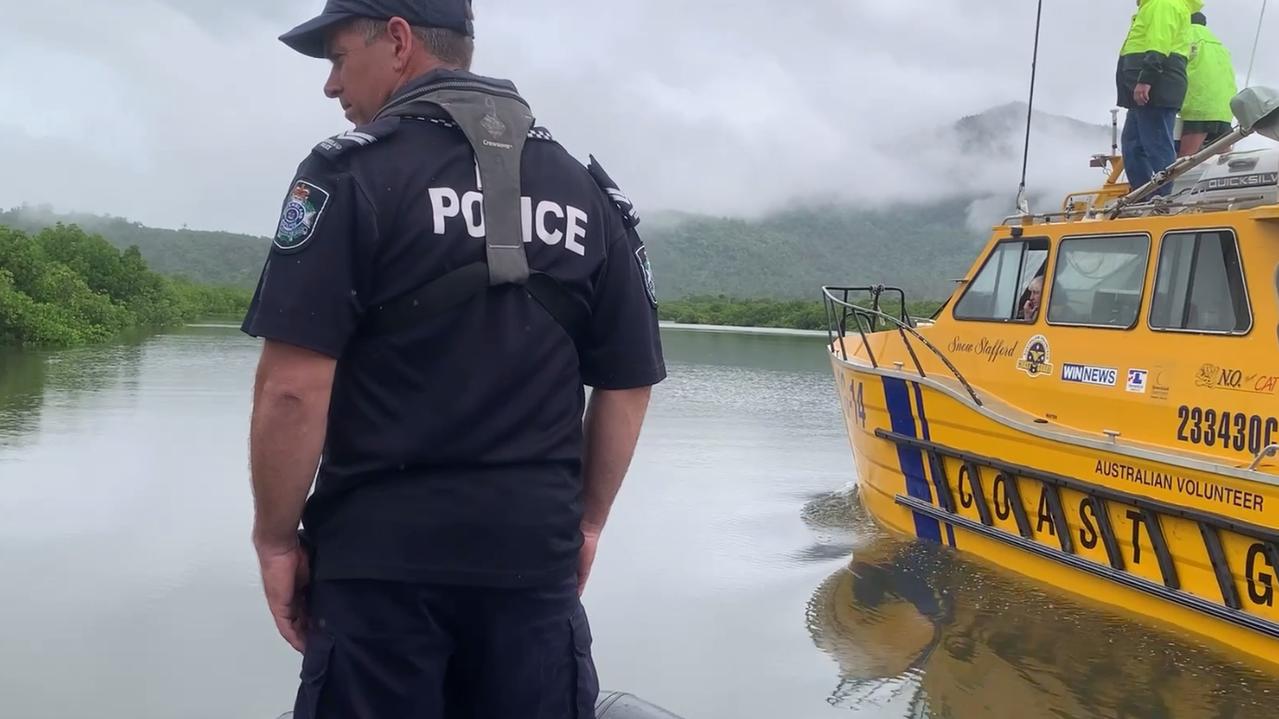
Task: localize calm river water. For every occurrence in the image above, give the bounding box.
[2,326,1277,718]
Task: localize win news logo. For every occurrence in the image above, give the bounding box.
[1060,363,1118,387]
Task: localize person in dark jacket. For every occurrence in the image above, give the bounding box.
[1115,0,1203,195]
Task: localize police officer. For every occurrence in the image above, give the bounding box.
[242,1,666,716]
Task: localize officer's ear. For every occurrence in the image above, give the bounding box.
[385,16,416,71]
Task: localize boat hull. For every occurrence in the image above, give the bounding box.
[831,354,1279,666]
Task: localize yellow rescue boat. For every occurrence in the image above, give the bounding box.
[824,87,1279,665]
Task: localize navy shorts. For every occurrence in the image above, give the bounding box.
[292,578,599,719]
[1181,119,1231,139]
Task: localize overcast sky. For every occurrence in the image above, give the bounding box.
[2,0,1278,235]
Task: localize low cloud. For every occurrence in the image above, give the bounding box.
[2,0,1277,234]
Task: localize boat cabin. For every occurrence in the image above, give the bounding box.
[931,147,1279,472]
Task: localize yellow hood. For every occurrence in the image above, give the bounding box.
[1137,0,1203,11]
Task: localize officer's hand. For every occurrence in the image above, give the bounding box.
[1133,83,1151,106]
[578,526,602,596]
[257,543,311,652]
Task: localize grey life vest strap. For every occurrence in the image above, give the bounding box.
[381,86,535,286]
[359,261,590,342]
[361,77,591,342]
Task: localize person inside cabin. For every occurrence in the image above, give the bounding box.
[1116,0,1200,194]
[1019,275,1044,321]
[1178,12,1238,156]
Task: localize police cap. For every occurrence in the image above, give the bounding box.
[280,0,475,59]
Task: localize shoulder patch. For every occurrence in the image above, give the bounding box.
[274,180,331,253]
[635,245,657,308]
[311,117,401,161]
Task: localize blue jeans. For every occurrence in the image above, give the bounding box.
[1122,106,1177,196]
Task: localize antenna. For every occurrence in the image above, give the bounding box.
[1246,0,1268,87]
[1015,0,1046,216]
[1110,108,1120,155]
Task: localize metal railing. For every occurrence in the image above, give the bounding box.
[1250,444,1279,472]
[1000,193,1270,226]
[822,285,983,407]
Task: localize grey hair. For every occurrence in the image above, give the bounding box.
[349,17,474,69]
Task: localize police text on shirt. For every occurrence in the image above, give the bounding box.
[428,188,588,256]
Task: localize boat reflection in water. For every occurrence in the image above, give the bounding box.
[804,488,1279,718]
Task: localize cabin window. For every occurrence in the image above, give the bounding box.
[1047,234,1149,328]
[953,238,1049,322]
[1149,230,1251,334]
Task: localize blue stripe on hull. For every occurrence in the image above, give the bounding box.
[882,377,942,543]
[910,381,957,549]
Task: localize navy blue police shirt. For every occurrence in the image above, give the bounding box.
[242,76,666,587]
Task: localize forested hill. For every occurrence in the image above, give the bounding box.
[0,208,267,289]
[1,200,985,301]
[1,103,1109,302]
[641,197,984,301]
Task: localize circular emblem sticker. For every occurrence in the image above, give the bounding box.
[1016,334,1053,378]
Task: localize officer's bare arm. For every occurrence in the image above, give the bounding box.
[580,386,653,535]
[249,340,336,552]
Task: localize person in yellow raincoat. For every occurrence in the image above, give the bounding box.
[1179,12,1239,155]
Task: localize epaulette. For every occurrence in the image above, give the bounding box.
[401,115,556,142]
[586,154,640,229]
[311,116,402,161]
